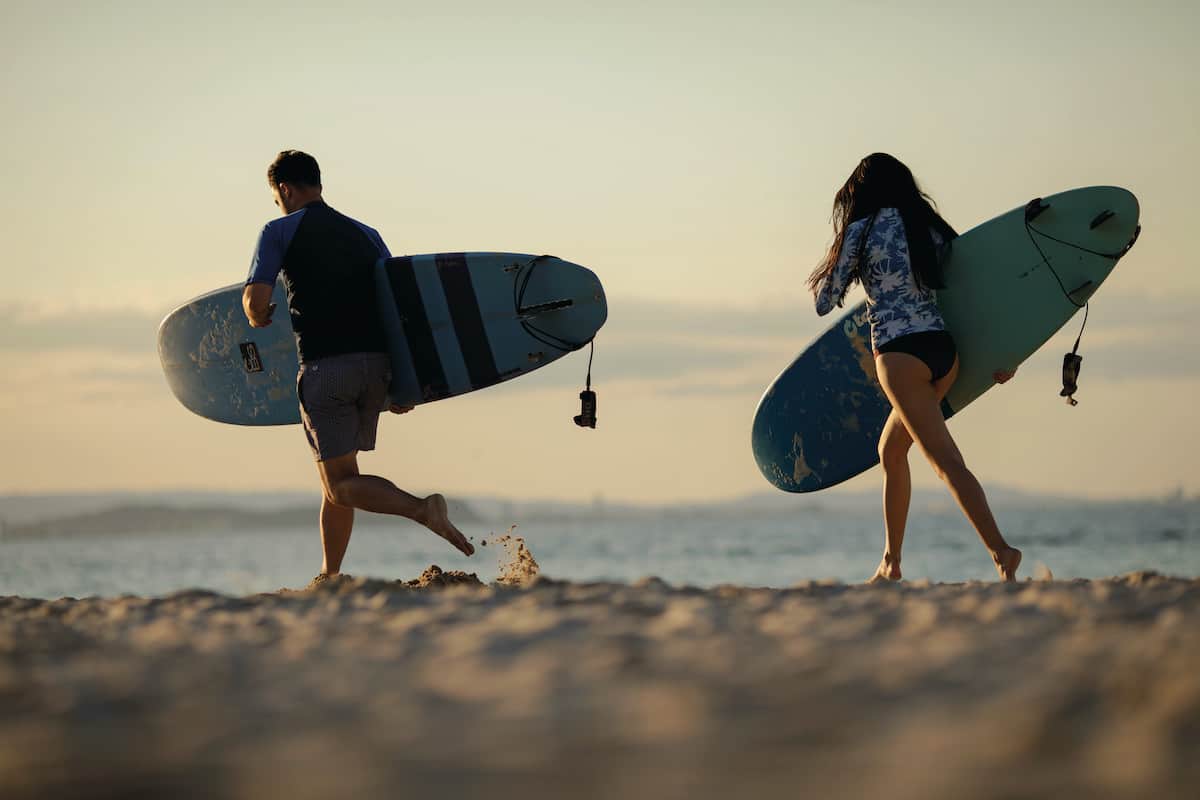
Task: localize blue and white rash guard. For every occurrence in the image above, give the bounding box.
[814,207,948,352]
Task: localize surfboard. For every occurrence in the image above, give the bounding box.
[751,186,1140,493]
[158,253,607,425]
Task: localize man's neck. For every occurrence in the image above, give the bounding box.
[285,190,323,214]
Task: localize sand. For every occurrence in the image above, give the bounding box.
[2,566,1199,799]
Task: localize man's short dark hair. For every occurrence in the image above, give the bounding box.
[267,150,321,188]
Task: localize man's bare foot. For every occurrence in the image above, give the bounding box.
[422,494,474,556]
[868,553,902,584]
[993,547,1022,582]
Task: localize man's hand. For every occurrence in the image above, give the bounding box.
[993,367,1018,384]
[389,404,414,414]
[248,302,276,328]
[243,284,276,328]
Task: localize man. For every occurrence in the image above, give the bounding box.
[243,150,473,583]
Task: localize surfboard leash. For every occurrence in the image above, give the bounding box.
[574,339,597,429]
[512,255,599,428]
[1022,198,1140,406]
[1058,304,1086,406]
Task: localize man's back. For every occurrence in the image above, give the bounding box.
[247,200,391,362]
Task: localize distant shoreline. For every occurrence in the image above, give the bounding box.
[1,488,1195,539]
[0,500,483,540]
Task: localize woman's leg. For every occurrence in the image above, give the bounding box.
[875,352,1021,581]
[873,410,912,582]
[871,359,963,582]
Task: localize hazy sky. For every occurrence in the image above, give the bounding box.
[1,0,1197,503]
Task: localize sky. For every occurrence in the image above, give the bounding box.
[1,0,1197,504]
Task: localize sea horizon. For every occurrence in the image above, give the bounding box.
[2,485,1195,600]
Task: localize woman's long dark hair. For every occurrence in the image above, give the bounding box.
[807,153,958,300]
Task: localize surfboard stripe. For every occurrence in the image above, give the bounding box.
[385,257,449,400]
[410,255,472,394]
[436,253,500,388]
[372,259,423,409]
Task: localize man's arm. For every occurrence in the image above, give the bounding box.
[244,220,287,327]
[243,283,276,328]
[351,220,391,260]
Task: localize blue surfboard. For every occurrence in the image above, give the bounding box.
[158,253,607,425]
[751,186,1140,493]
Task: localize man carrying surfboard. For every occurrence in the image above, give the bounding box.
[242,150,474,581]
[809,153,1021,582]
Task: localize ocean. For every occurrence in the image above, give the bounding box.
[1,496,1196,598]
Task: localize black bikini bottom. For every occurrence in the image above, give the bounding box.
[876,330,958,382]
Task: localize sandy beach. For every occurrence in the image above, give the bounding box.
[2,562,1198,800]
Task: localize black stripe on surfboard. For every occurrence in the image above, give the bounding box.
[436,253,500,389]
[386,257,449,400]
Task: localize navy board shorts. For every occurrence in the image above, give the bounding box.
[296,352,392,461]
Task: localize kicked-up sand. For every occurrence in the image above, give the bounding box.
[1,558,1198,799]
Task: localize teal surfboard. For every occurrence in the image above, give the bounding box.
[158,253,607,425]
[751,186,1141,492]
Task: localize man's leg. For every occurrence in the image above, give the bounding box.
[320,496,354,575]
[317,451,475,556]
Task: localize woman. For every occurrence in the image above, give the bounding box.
[809,153,1022,582]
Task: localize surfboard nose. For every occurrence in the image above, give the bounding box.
[515,257,608,347]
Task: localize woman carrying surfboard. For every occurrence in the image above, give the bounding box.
[809,153,1022,582]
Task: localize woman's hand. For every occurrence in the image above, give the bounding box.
[993,367,1018,384]
[389,404,414,414]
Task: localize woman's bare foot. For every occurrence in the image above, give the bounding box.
[993,547,1022,582]
[305,573,334,590]
[421,494,474,556]
[868,552,902,584]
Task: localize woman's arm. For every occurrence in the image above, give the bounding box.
[814,221,863,316]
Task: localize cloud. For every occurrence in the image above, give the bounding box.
[583,339,755,381]
[0,290,1193,402]
[0,305,163,354]
[1018,337,1199,381]
[1077,291,1191,332]
[507,297,798,391]
[658,379,773,397]
[606,296,806,341]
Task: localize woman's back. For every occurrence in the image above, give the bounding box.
[814,207,947,351]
